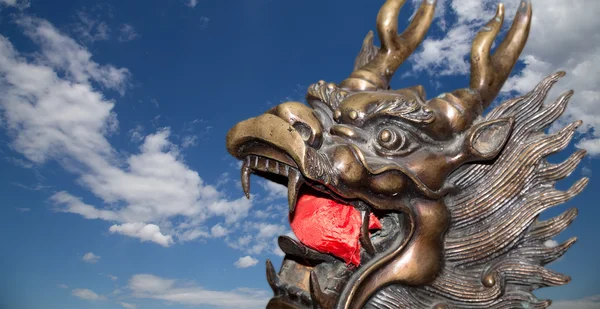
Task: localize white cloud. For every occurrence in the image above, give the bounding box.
[0,0,29,9]
[15,16,130,93]
[72,288,106,301]
[109,222,174,247]
[258,180,287,201]
[234,255,259,268]
[199,16,210,29]
[552,295,600,309]
[408,0,600,155]
[211,223,229,237]
[582,166,592,177]
[129,124,144,143]
[73,12,110,43]
[118,24,139,42]
[58,283,69,289]
[120,302,137,309]
[181,135,198,148]
[129,274,269,308]
[16,207,31,212]
[52,192,119,221]
[82,252,101,263]
[255,222,286,239]
[544,239,558,248]
[226,221,288,255]
[0,15,256,248]
[186,0,198,8]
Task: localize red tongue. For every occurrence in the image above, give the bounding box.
[289,192,382,266]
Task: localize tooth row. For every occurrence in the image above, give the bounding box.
[241,155,304,210]
[246,155,290,177]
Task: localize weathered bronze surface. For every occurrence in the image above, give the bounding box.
[226,0,587,308]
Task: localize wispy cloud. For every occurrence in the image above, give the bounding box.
[72,288,106,301]
[0,0,29,9]
[73,11,110,43]
[82,252,101,263]
[119,302,137,309]
[181,135,198,148]
[0,16,254,248]
[552,295,600,309]
[258,179,287,202]
[226,221,288,255]
[129,274,269,308]
[101,273,118,281]
[118,24,139,42]
[186,0,198,8]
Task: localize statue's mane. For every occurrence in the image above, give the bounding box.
[367,72,588,308]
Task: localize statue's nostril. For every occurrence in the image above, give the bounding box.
[293,122,312,143]
[270,101,323,148]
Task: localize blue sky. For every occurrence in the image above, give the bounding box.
[0,0,599,309]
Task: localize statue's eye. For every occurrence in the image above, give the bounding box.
[377,128,405,150]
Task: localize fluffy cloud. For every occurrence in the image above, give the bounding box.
[409,0,600,155]
[211,224,229,237]
[544,239,558,248]
[109,223,174,247]
[72,288,106,301]
[82,252,101,263]
[234,255,259,268]
[0,16,255,247]
[129,274,269,308]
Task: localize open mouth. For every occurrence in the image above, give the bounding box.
[239,154,404,308]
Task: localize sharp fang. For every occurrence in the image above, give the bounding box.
[360,210,376,255]
[287,169,303,213]
[241,158,251,199]
[265,259,280,293]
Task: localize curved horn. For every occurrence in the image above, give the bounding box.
[453,0,532,112]
[340,0,436,91]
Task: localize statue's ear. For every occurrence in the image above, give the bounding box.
[465,117,514,160]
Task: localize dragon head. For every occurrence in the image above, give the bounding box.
[225,1,578,309]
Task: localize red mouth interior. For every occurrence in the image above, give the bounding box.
[289,190,382,266]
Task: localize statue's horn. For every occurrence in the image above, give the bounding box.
[340,0,436,91]
[450,1,532,123]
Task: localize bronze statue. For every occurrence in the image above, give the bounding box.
[226,0,587,308]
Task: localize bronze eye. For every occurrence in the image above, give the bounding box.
[377,128,405,150]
